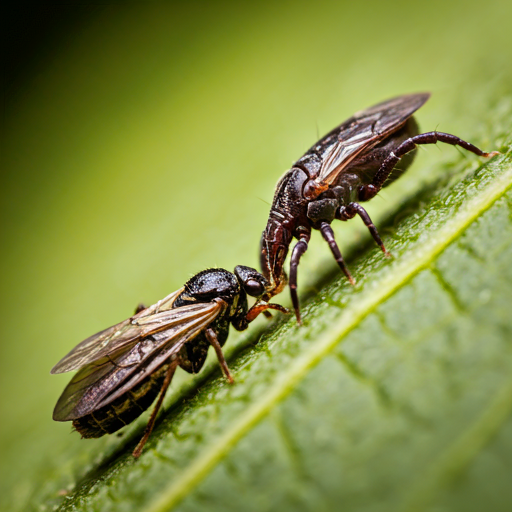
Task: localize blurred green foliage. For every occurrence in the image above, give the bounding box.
[1,0,512,511]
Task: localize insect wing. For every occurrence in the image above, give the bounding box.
[53,299,225,420]
[53,347,140,421]
[303,93,430,186]
[50,288,184,374]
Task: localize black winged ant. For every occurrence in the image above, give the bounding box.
[52,266,286,457]
[260,93,499,323]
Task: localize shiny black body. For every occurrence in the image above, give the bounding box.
[172,268,250,373]
[53,266,285,455]
[70,269,245,438]
[260,93,498,322]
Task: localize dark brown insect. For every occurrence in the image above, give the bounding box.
[260,93,499,323]
[51,266,286,457]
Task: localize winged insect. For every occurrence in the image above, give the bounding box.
[260,93,499,322]
[52,266,286,457]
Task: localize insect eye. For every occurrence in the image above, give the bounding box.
[244,279,265,297]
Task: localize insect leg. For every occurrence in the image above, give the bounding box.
[319,222,356,286]
[132,360,178,458]
[246,302,289,323]
[205,328,234,384]
[337,203,390,257]
[289,233,311,324]
[359,131,499,200]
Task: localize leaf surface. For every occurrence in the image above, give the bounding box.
[3,3,512,512]
[45,107,512,512]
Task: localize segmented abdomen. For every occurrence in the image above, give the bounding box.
[72,363,169,438]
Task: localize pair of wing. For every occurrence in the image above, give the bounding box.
[52,288,225,421]
[299,92,430,186]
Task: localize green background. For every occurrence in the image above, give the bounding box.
[1,1,512,510]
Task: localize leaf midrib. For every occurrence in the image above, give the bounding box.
[148,159,511,512]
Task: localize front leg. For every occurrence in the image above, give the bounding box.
[289,231,311,324]
[245,302,289,323]
[205,328,234,384]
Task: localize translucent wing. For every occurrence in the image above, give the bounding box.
[297,93,430,185]
[50,288,184,374]
[52,298,224,420]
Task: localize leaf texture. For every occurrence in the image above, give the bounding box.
[4,4,512,510]
[48,127,512,512]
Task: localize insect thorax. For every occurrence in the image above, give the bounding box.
[179,317,230,374]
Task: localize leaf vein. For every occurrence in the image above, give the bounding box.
[146,161,512,512]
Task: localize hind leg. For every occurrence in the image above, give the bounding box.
[132,361,178,458]
[359,131,499,201]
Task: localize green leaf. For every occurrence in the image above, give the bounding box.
[3,3,512,512]
[28,102,509,512]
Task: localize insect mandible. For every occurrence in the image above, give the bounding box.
[51,266,286,457]
[259,93,499,323]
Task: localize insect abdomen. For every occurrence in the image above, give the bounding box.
[72,363,169,438]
